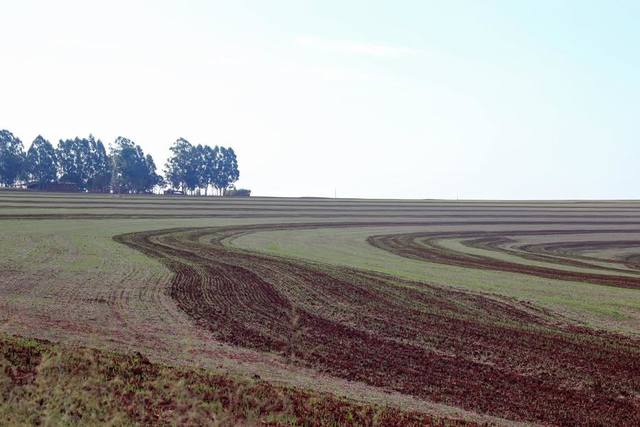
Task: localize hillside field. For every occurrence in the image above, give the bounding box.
[2,191,640,425]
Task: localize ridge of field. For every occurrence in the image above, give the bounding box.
[9,193,640,219]
[434,233,640,275]
[373,231,640,286]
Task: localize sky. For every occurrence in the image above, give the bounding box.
[1,0,639,199]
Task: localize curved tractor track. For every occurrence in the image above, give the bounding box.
[368,229,640,290]
[117,223,640,426]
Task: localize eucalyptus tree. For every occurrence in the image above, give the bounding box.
[110,136,160,193]
[26,135,57,188]
[216,146,239,195]
[86,135,111,192]
[165,138,199,194]
[164,139,240,196]
[0,129,25,187]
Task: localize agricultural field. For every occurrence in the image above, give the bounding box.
[2,191,640,426]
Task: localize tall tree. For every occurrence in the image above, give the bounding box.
[193,144,213,195]
[57,135,111,191]
[201,145,218,196]
[164,138,198,194]
[57,137,91,189]
[110,136,160,193]
[0,129,25,187]
[26,135,57,188]
[216,147,240,195]
[164,140,240,196]
[86,135,111,192]
[144,154,163,193]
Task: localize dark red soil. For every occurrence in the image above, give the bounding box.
[368,229,640,289]
[117,224,640,426]
[518,239,640,268]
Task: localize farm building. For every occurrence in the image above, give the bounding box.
[224,187,251,197]
[27,182,79,192]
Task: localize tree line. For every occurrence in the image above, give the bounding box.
[0,129,240,195]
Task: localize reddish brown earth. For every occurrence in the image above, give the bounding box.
[117,224,640,426]
[517,239,640,268]
[368,229,640,289]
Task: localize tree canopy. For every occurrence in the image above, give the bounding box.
[86,136,111,192]
[56,136,111,191]
[0,129,241,196]
[26,135,57,188]
[164,138,240,195]
[110,137,161,194]
[0,130,25,187]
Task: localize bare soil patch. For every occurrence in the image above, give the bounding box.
[117,224,640,426]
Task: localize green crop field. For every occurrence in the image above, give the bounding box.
[2,191,640,425]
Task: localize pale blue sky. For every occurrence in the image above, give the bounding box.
[1,1,638,198]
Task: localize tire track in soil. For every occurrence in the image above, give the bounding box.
[368,230,640,290]
[117,223,640,426]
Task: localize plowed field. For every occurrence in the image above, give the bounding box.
[118,224,640,425]
[3,192,640,425]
